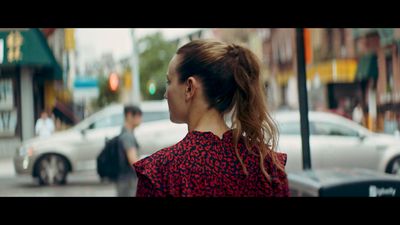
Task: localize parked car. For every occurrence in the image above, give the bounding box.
[273,110,400,176]
[14,100,187,185]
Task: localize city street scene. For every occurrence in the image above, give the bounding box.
[1,28,400,197]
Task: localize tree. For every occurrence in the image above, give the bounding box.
[138,32,178,100]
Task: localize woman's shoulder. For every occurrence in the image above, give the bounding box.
[133,137,189,179]
[262,151,288,177]
[269,151,289,196]
[275,152,288,166]
[134,144,175,170]
[266,151,287,167]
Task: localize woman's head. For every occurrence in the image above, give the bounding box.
[165,39,283,179]
[166,40,251,121]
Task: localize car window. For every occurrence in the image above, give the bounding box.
[142,111,169,123]
[90,113,124,129]
[87,111,170,129]
[278,122,301,135]
[312,122,359,137]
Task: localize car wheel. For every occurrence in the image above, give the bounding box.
[386,157,400,176]
[37,154,68,186]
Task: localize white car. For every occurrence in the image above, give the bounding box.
[14,100,188,185]
[273,110,400,176]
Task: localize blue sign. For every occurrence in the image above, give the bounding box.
[74,77,98,89]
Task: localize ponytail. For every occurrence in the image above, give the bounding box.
[176,40,285,181]
[229,45,284,181]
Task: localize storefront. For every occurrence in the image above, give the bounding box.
[0,29,62,157]
[376,41,400,134]
[353,53,379,130]
[307,59,358,112]
[272,58,358,112]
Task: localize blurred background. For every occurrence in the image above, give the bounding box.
[1,28,400,196]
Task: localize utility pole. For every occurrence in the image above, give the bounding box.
[130,29,141,104]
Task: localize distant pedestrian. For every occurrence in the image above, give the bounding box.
[352,102,364,125]
[333,98,352,120]
[35,110,55,138]
[116,105,142,197]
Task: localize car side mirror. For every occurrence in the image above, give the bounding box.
[358,133,366,142]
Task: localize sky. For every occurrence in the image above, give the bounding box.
[75,28,201,69]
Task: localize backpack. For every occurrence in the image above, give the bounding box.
[96,135,123,182]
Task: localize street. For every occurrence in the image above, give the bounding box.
[0,158,129,197]
[1,28,400,198]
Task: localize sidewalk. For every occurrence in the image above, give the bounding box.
[0,157,15,177]
[0,138,20,159]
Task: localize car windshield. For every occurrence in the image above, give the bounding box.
[142,111,170,123]
[73,108,170,131]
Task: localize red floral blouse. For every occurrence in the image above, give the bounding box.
[133,130,289,197]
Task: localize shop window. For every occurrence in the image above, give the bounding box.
[0,78,17,137]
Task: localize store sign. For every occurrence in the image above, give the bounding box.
[6,31,23,63]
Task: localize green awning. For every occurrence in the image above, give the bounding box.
[0,28,62,80]
[355,54,378,81]
[352,28,395,46]
[352,28,377,39]
[378,28,395,46]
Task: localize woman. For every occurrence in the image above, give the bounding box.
[133,40,289,197]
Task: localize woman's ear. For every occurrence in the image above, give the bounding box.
[185,76,197,101]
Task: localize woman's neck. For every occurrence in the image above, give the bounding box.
[187,107,230,139]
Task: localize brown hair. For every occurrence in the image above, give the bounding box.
[124,105,142,118]
[176,40,284,180]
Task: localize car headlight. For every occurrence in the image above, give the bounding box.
[19,146,34,157]
[18,146,26,156]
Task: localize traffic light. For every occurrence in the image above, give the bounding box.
[123,70,132,90]
[148,80,156,95]
[109,72,119,92]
